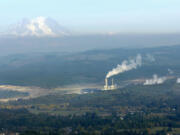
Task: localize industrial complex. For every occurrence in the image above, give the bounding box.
[104,78,117,90]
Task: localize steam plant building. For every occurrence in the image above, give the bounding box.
[104,78,116,90]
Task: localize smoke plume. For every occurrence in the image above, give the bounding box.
[168,69,174,74]
[176,78,180,83]
[106,54,142,78]
[146,54,155,62]
[144,74,167,85]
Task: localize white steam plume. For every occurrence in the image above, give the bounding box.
[168,69,174,74]
[144,74,167,85]
[106,54,142,78]
[146,54,155,62]
[176,78,180,83]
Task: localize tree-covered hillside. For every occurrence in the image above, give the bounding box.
[0,45,180,88]
[0,80,180,135]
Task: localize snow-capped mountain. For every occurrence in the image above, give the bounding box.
[4,17,70,37]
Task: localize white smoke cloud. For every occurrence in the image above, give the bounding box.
[144,74,167,85]
[168,69,174,74]
[176,78,180,83]
[106,54,142,78]
[146,54,155,62]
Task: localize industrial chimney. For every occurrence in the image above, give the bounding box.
[104,78,109,90]
[110,78,115,90]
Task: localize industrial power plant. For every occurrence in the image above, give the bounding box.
[104,54,142,90]
[104,78,117,90]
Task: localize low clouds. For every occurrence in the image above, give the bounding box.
[0,85,50,99]
[176,78,180,83]
[146,54,155,62]
[144,74,168,85]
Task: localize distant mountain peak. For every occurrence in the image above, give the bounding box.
[4,16,70,37]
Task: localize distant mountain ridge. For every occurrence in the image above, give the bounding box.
[1,33,180,56]
[2,17,70,37]
[0,45,180,88]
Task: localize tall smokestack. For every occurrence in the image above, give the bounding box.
[110,78,115,90]
[105,78,108,87]
[104,78,109,90]
[112,78,114,86]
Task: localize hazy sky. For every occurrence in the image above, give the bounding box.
[1,0,180,34]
